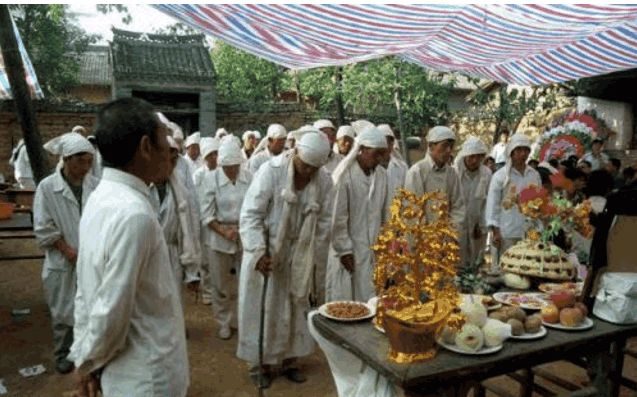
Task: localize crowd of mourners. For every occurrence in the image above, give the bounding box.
[6,97,635,396]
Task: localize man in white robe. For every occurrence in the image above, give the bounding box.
[335,125,355,156]
[314,119,343,173]
[241,130,258,160]
[453,136,492,268]
[486,133,541,270]
[247,124,287,174]
[150,136,202,302]
[34,133,97,374]
[490,129,509,169]
[192,137,220,188]
[200,138,253,340]
[325,127,389,303]
[10,139,35,189]
[237,132,333,388]
[378,124,408,204]
[404,126,465,231]
[183,131,204,177]
[68,98,189,397]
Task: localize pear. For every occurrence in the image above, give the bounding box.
[461,301,488,328]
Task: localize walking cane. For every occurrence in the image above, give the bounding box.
[257,227,270,395]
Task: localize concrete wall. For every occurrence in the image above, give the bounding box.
[577,96,634,150]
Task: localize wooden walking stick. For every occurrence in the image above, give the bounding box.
[257,227,270,394]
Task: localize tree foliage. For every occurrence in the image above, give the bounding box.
[211,41,289,104]
[11,5,98,96]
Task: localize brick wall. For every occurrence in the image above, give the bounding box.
[0,112,98,181]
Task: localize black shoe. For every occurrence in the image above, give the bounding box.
[55,359,74,374]
[283,367,307,383]
[249,371,272,389]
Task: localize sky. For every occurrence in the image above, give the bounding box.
[67,4,182,44]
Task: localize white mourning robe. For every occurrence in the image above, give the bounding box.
[386,155,408,204]
[247,148,280,174]
[325,161,389,303]
[183,154,204,182]
[69,168,189,397]
[34,171,98,330]
[14,143,35,189]
[404,154,465,231]
[323,151,344,174]
[485,165,541,240]
[454,162,492,267]
[237,156,333,365]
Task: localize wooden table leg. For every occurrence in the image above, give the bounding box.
[588,344,613,397]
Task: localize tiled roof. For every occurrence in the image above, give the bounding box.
[77,45,111,86]
[111,28,215,86]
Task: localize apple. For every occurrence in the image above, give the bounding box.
[573,302,589,318]
[560,307,585,327]
[541,304,560,324]
[550,290,576,309]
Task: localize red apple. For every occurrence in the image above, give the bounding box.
[560,307,584,327]
[573,302,589,318]
[541,304,560,324]
[550,290,576,309]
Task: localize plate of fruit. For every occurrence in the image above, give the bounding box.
[488,306,547,340]
[492,292,550,310]
[540,290,593,331]
[538,281,584,296]
[461,294,502,311]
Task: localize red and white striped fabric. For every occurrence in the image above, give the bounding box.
[154,4,637,85]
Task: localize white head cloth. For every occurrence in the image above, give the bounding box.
[218,138,244,166]
[503,133,533,187]
[184,132,201,148]
[166,135,180,150]
[253,124,288,156]
[336,125,355,140]
[200,137,220,160]
[426,126,456,143]
[44,132,95,157]
[215,128,228,139]
[242,130,256,142]
[253,130,262,140]
[296,131,331,168]
[454,136,487,176]
[377,124,395,138]
[156,112,184,141]
[221,134,242,148]
[313,119,335,131]
[351,119,375,136]
[291,125,315,142]
[332,126,388,186]
[71,125,86,134]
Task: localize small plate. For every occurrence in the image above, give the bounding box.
[493,292,549,310]
[538,281,583,295]
[437,339,503,355]
[509,326,548,340]
[461,294,502,311]
[542,317,594,331]
[318,301,375,322]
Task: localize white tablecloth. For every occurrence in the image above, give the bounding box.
[307,310,400,397]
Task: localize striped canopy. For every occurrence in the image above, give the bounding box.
[0,14,43,100]
[154,4,637,86]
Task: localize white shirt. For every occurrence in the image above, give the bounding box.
[490,142,507,164]
[183,154,204,182]
[34,171,98,273]
[485,164,541,239]
[386,156,408,204]
[69,168,189,396]
[582,151,609,171]
[323,151,344,174]
[200,167,252,253]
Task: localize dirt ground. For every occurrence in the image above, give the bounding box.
[1,257,636,397]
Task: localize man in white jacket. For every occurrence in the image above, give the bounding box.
[10,139,35,189]
[183,131,203,177]
[314,119,343,173]
[453,136,492,268]
[247,124,287,174]
[405,126,465,231]
[486,133,541,270]
[378,124,408,204]
[237,132,333,388]
[325,127,389,303]
[68,98,189,397]
[34,132,98,374]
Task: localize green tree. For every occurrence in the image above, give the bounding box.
[11,5,98,96]
[211,41,289,104]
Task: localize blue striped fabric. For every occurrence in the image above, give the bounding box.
[154,4,637,85]
[0,15,44,100]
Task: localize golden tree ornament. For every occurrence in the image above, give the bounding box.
[372,189,463,363]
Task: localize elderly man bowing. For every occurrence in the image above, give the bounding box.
[247,123,287,174]
[326,127,389,303]
[69,98,189,397]
[453,136,492,268]
[237,132,333,388]
[405,126,465,230]
[34,132,98,374]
